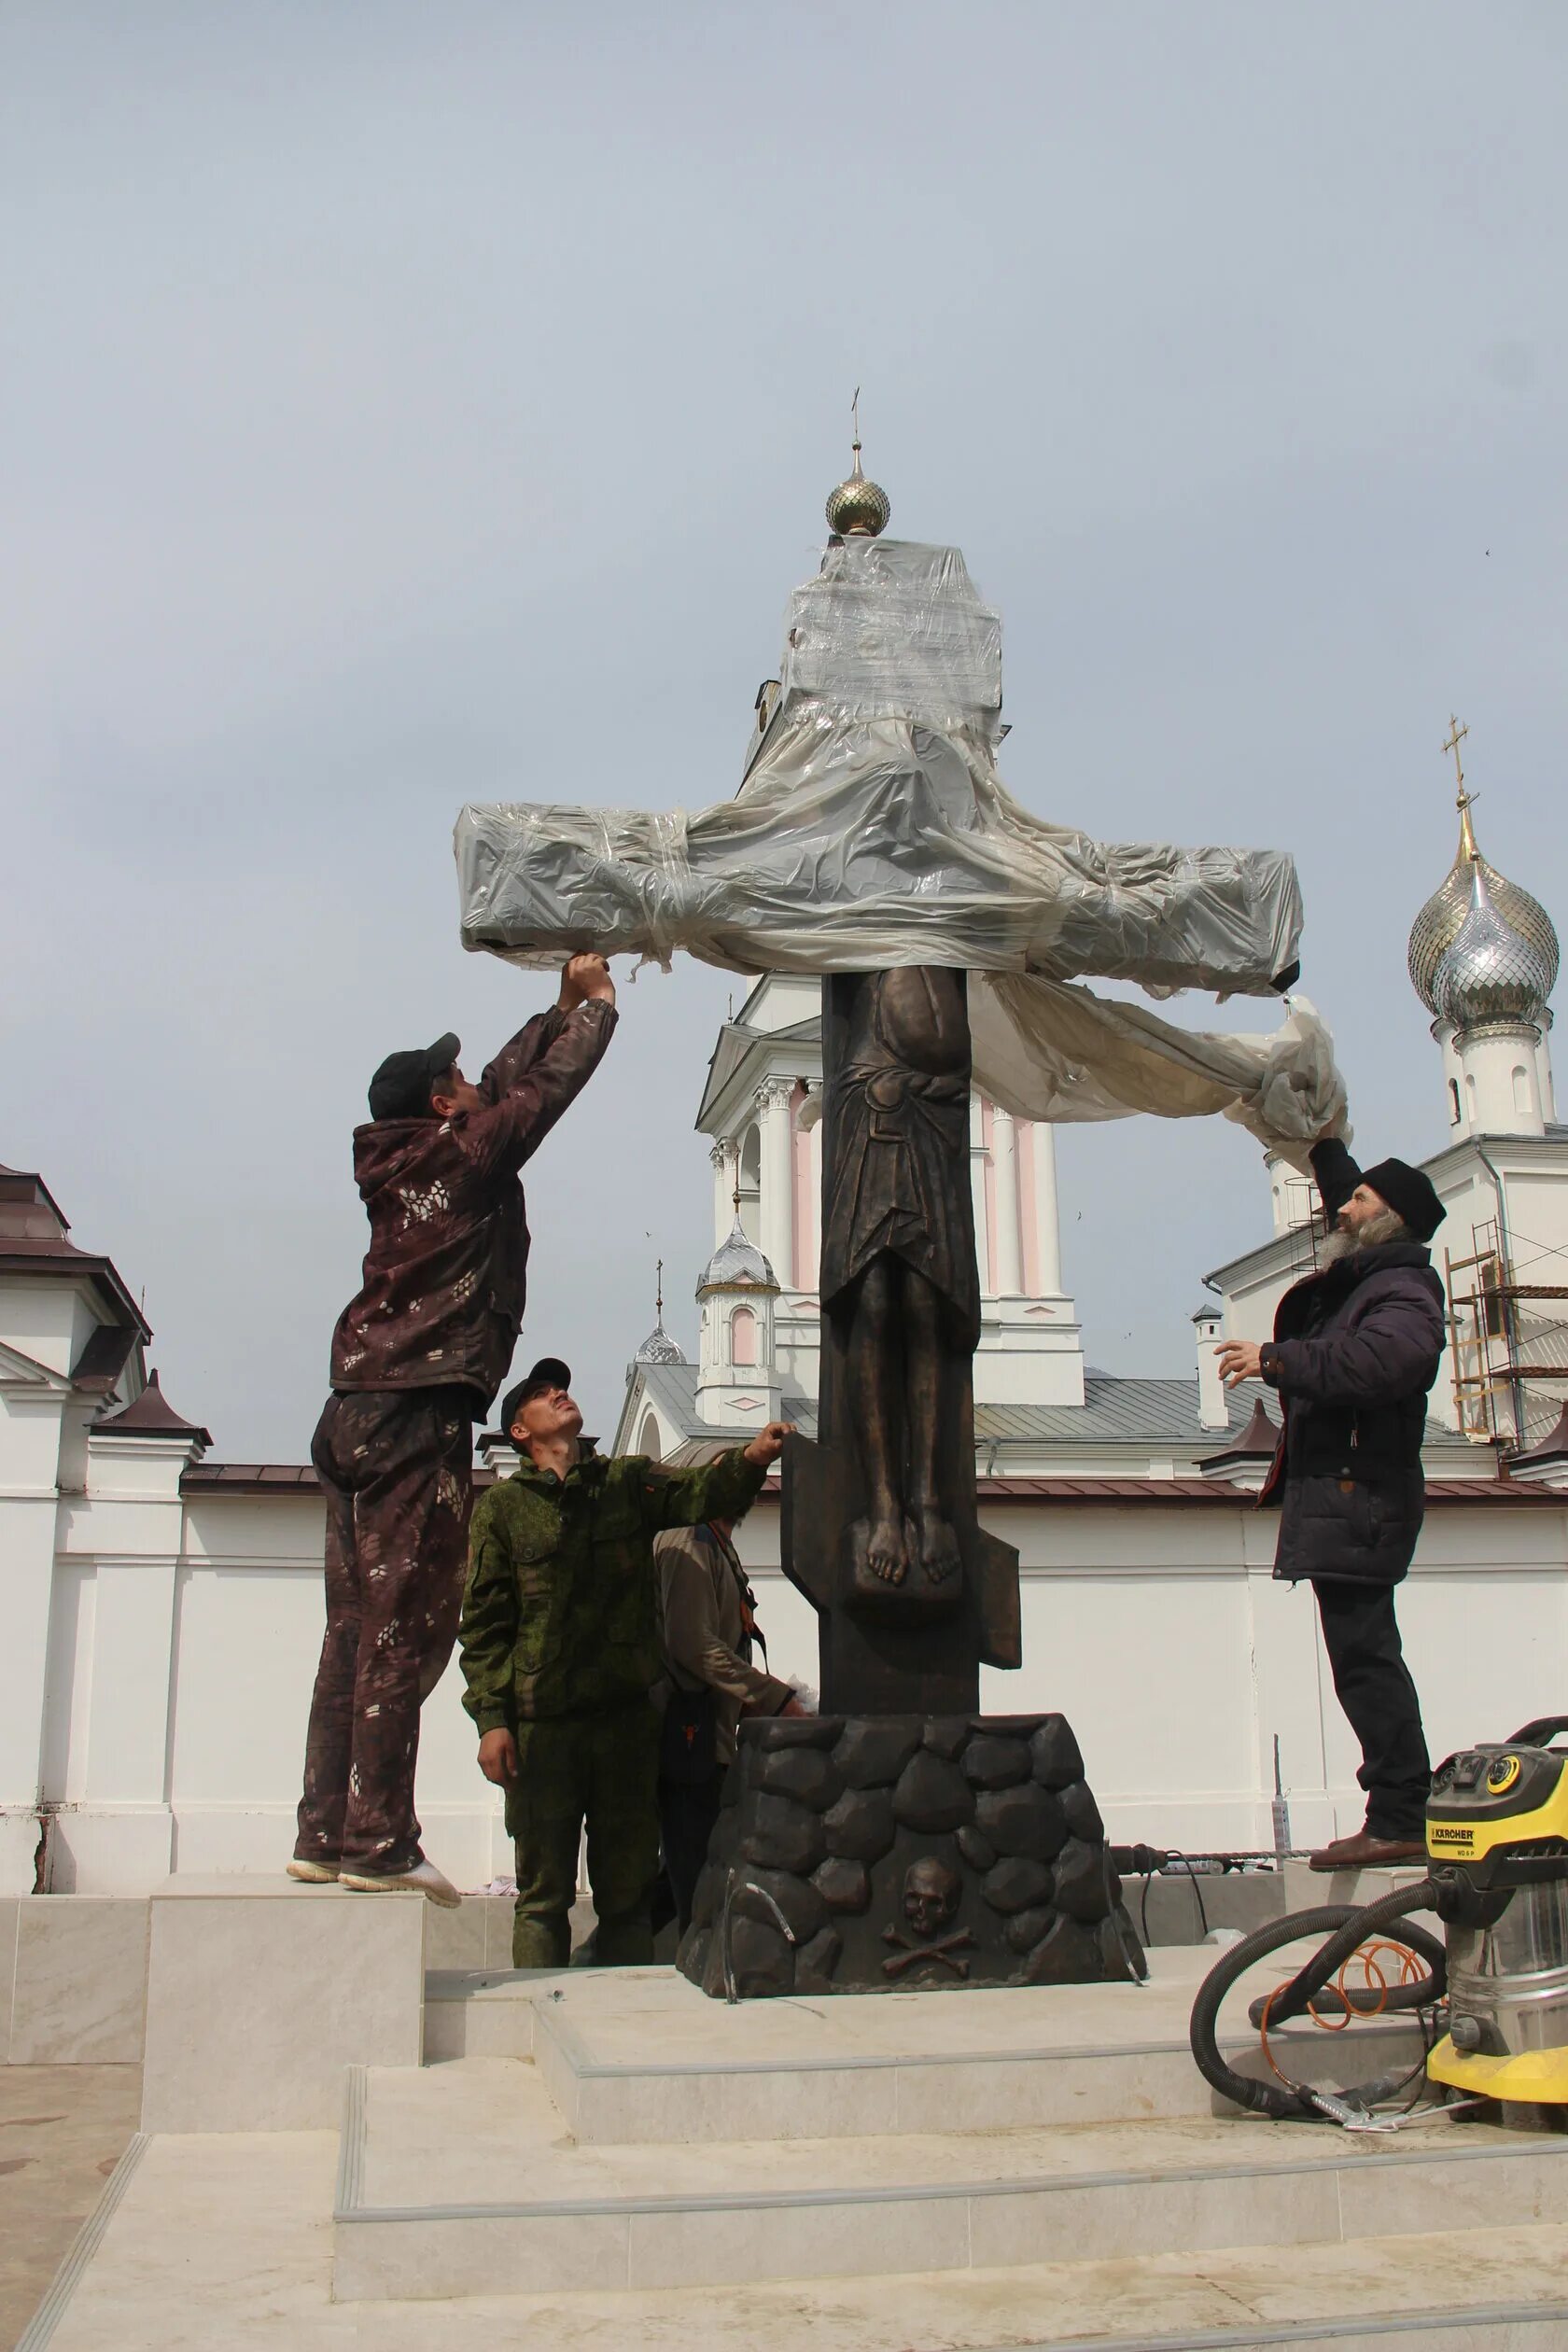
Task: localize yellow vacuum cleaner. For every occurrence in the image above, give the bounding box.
[1190,1714,1568,2125]
[1424,1713,1568,2107]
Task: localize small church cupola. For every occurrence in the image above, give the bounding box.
[632,1260,687,1368]
[824,390,890,539]
[1413,721,1559,1138]
[695,1213,782,1428]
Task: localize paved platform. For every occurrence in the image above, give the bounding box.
[23,2129,1568,2348]
[17,1874,1568,2349]
[0,2066,140,2352]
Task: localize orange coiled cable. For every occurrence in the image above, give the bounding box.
[1258,1936,1425,2086]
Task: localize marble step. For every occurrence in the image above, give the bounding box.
[330,2052,1568,2303]
[425,1949,1427,2142]
[29,2128,1568,2347]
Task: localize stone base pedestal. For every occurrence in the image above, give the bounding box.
[677,1713,1144,1999]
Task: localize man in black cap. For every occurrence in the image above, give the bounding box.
[1220,1138,1447,1870]
[458,1361,789,1966]
[290,952,617,1906]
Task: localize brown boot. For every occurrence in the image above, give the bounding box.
[1308,1828,1426,1873]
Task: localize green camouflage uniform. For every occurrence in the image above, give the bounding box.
[459,1443,767,1967]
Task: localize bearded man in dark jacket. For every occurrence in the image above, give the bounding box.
[290,952,617,1906]
[1219,1138,1446,1871]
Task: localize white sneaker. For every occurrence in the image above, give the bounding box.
[340,1857,461,1909]
[287,1858,340,1884]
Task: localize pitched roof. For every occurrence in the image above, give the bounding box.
[92,1369,210,1449]
[625,1362,1463,1460]
[1197,1396,1281,1471]
[0,1166,151,1342]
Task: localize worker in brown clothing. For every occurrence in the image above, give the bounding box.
[654,1515,803,1932]
[290,951,617,1906]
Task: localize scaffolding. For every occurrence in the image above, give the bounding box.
[1447,1215,1568,1450]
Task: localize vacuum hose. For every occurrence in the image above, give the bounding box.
[1188,1876,1446,2121]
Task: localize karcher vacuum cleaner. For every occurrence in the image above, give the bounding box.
[1189,1715,1568,2127]
[1424,1714,1568,2107]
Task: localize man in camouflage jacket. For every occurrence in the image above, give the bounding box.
[459,1362,790,1966]
[291,954,617,1906]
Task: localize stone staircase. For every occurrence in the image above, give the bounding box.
[21,1884,1568,2349]
[323,1952,1568,2341]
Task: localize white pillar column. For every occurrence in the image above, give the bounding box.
[970,1096,991,1297]
[1029,1121,1063,1295]
[756,1080,794,1286]
[710,1140,733,1247]
[991,1106,1024,1296]
[801,1084,823,1293]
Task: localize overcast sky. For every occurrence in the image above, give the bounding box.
[4,4,1564,1460]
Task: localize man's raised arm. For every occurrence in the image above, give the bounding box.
[637,1422,792,1536]
[466,955,618,1177]
[1308,1135,1363,1223]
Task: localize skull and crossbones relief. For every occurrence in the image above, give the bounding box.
[880,1856,975,1980]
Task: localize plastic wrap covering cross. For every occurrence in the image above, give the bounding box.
[455,536,1343,1154]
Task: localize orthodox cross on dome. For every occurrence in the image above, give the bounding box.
[655,1257,664,1320]
[1444,714,1479,860]
[1443,712,1469,784]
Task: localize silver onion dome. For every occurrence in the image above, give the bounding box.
[1408,790,1559,1016]
[696,1216,778,1295]
[633,1316,687,1366]
[1434,863,1554,1031]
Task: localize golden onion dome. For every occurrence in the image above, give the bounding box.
[825,438,890,539]
[1407,760,1559,1016]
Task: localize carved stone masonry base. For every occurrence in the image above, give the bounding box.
[676,1712,1146,1999]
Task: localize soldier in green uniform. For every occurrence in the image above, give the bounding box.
[458,1357,790,1967]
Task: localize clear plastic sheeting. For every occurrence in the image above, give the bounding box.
[971,977,1346,1167]
[456,535,1341,1152]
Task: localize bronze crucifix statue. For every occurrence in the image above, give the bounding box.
[821,965,976,1600]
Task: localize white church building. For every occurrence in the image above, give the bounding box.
[4,768,1566,1897]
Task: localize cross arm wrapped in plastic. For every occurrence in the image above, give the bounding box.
[455,535,1342,1155]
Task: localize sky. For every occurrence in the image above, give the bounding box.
[4,3,1565,1461]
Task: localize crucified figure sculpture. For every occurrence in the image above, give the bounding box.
[822,966,977,1598]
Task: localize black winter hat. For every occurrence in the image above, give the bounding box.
[1358,1157,1445,1243]
[368,1032,460,1122]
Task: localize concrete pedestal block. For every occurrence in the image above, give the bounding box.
[140,1875,426,2131]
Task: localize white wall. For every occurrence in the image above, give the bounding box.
[8,1435,1567,1893]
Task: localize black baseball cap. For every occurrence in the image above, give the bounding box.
[368,1032,461,1123]
[499,1357,573,1444]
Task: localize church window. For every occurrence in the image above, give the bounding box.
[638,1411,661,1458]
[731,1306,757,1365]
[1513,1065,1533,1116]
[1449,1078,1462,1125]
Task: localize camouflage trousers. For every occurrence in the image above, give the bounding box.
[505,1701,661,1968]
[295,1390,473,1877]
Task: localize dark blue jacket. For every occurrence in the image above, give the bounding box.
[1259,1140,1446,1586]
